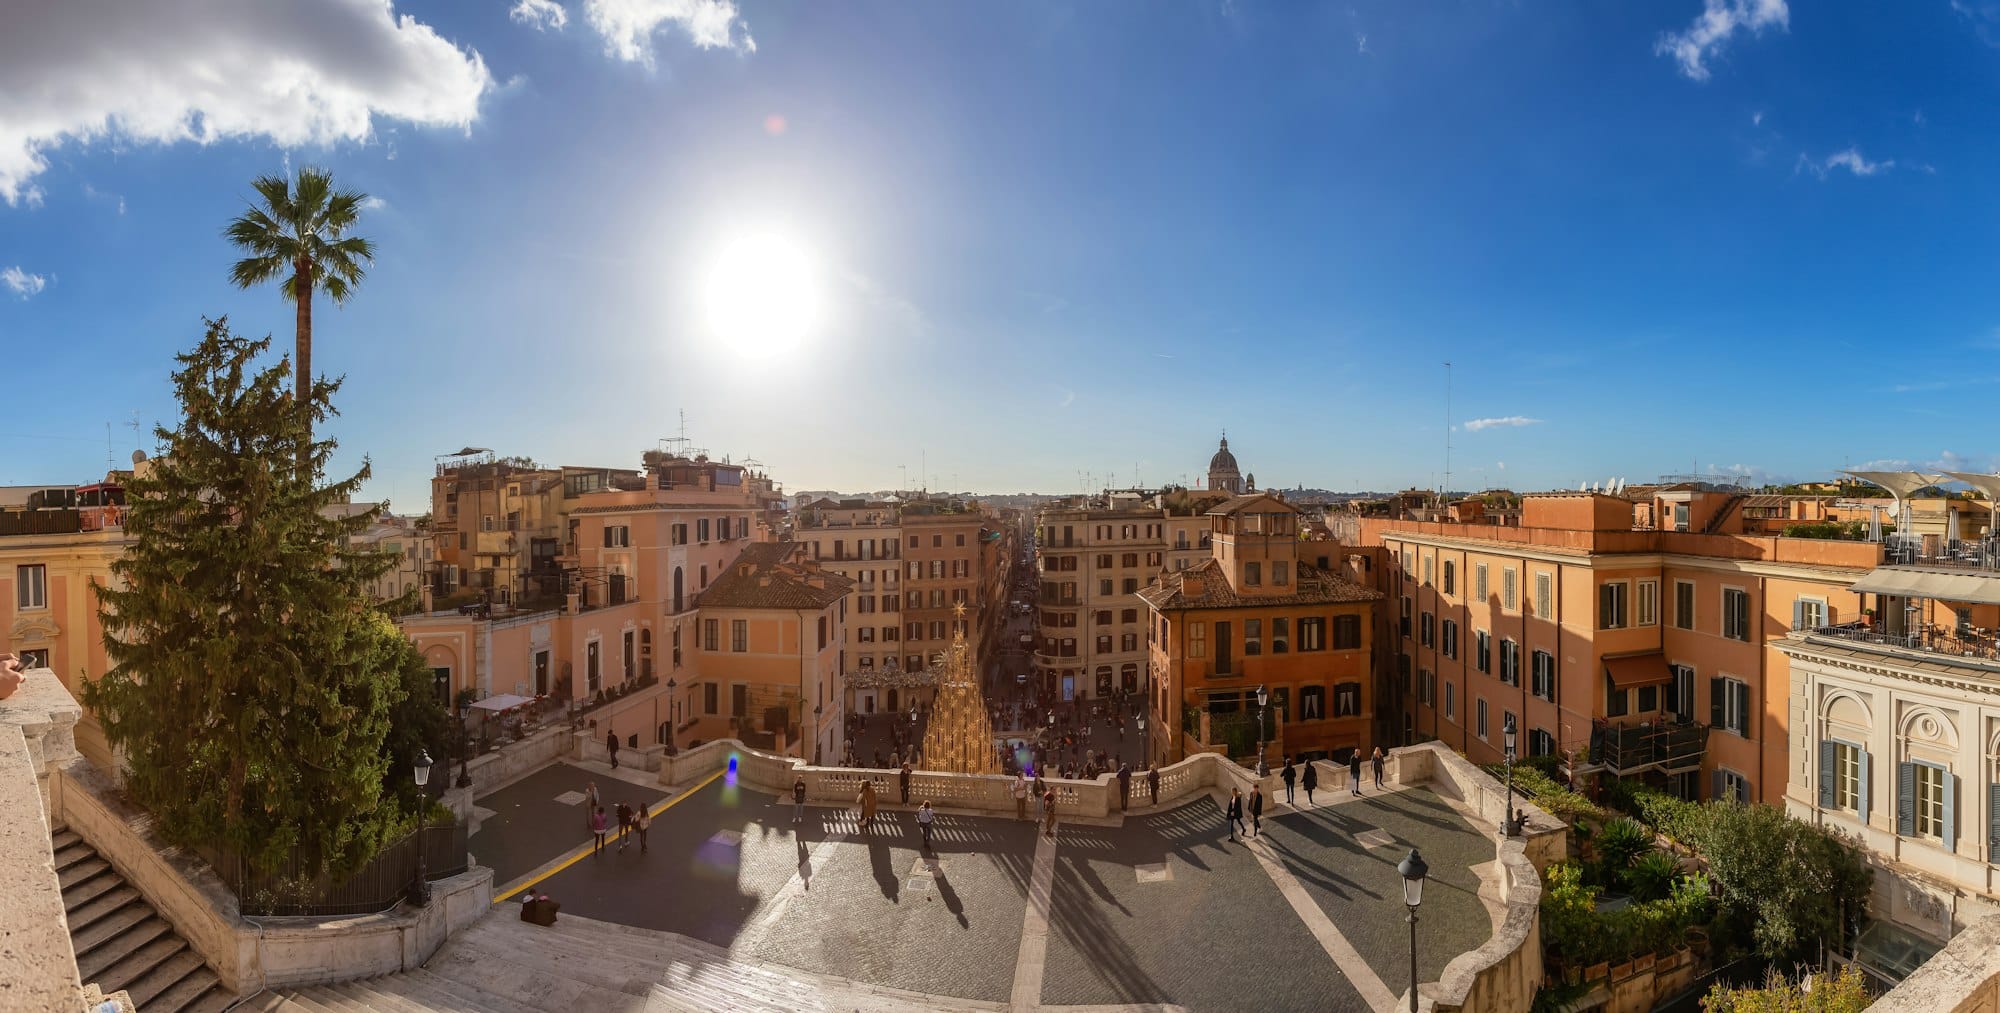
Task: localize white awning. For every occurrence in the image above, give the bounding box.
[1848,567,2000,606]
[469,693,533,713]
[1841,470,1950,500]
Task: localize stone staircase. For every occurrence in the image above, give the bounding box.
[263,910,993,1012]
[53,825,237,1013]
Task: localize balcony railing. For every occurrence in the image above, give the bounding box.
[1806,622,2000,663]
[1585,719,1707,776]
[1880,535,2000,573]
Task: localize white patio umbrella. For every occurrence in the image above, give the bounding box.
[1949,507,1963,545]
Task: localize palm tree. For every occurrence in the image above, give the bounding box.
[224,167,375,439]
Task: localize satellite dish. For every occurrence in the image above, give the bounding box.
[130,450,147,465]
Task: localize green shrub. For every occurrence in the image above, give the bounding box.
[1625,850,1681,901]
[1704,965,1871,1012]
[1483,761,1603,823]
[1595,816,1654,876]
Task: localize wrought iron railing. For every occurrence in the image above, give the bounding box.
[1589,720,1707,774]
[204,818,468,917]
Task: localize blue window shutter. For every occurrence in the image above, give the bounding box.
[1793,600,1805,630]
[1988,782,2000,857]
[1898,762,1916,836]
[1943,772,1957,853]
[1859,750,1871,817]
[1818,743,1836,808]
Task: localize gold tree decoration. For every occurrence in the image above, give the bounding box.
[920,604,998,775]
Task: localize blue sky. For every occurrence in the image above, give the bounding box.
[4,0,1999,510]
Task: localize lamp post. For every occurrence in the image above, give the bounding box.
[814,703,823,766]
[411,749,434,907]
[665,677,678,751]
[1137,714,1147,767]
[1398,848,1429,1013]
[1255,684,1269,773]
[1502,712,1520,836]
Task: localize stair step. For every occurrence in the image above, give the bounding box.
[176,982,245,1013]
[51,827,81,852]
[398,968,547,1013]
[62,866,125,910]
[75,915,173,981]
[65,884,142,935]
[127,947,209,1008]
[91,933,188,995]
[70,897,154,956]
[54,839,97,873]
[141,961,223,1013]
[58,855,111,890]
[339,979,432,1013]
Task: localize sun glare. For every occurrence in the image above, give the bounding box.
[702,232,822,355]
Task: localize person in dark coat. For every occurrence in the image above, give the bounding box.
[1117,762,1132,811]
[1281,757,1297,804]
[1146,764,1160,805]
[1225,788,1246,841]
[1248,784,1264,837]
[1302,762,1318,805]
[899,761,912,805]
[1372,746,1387,789]
[1348,749,1364,796]
[606,729,620,769]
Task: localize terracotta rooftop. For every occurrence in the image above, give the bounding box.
[1137,558,1381,611]
[1205,492,1299,516]
[698,541,854,610]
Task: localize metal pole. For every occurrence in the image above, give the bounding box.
[1407,906,1419,1012]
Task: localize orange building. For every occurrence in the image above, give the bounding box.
[687,542,851,762]
[1139,493,1383,766]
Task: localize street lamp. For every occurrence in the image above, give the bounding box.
[1137,714,1147,767]
[665,677,678,751]
[1502,712,1521,836]
[813,703,824,766]
[411,749,434,907]
[1255,684,1269,773]
[1398,848,1429,1013]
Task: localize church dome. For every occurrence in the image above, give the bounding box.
[1209,437,1239,474]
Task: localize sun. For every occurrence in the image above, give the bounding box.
[702,232,822,354]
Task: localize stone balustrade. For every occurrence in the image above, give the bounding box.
[1871,914,2000,1013]
[0,667,88,1012]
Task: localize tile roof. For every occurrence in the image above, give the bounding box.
[1205,492,1299,517]
[570,501,751,514]
[1136,558,1381,612]
[697,541,855,610]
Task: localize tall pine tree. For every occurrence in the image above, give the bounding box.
[87,319,418,880]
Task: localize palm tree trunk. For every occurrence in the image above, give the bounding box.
[294,257,313,475]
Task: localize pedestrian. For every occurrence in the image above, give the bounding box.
[1012,771,1029,821]
[1249,784,1264,838]
[614,801,633,850]
[1117,762,1132,812]
[1281,757,1297,804]
[634,806,650,854]
[1303,762,1318,805]
[1034,774,1047,821]
[1146,764,1159,805]
[583,782,600,832]
[590,806,608,855]
[917,801,936,851]
[1372,747,1387,789]
[1226,788,1245,841]
[858,779,879,831]
[1349,749,1364,797]
[793,776,807,824]
[1042,788,1058,840]
[606,729,621,769]
[899,761,912,805]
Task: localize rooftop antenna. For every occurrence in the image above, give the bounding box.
[1442,361,1453,508]
[105,422,114,472]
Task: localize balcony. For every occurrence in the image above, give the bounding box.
[1580,719,1707,777]
[1803,622,2000,664]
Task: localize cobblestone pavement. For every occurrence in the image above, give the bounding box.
[501,773,1502,1012]
[470,761,668,888]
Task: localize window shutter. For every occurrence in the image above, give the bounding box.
[1710,768,1723,802]
[1898,762,1916,836]
[1734,681,1751,736]
[1710,678,1725,727]
[1859,750,1871,817]
[1818,743,1836,808]
[1792,600,1805,630]
[1988,783,2000,857]
[1943,773,1958,852]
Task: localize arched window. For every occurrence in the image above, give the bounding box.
[672,567,684,613]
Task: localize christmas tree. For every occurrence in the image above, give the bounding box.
[919,605,997,775]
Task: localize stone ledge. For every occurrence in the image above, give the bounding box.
[0,722,84,1013]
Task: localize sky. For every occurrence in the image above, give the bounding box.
[4,0,2000,511]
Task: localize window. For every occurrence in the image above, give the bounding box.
[1121,608,1137,623]
[1637,685,1658,713]
[672,523,688,546]
[704,682,719,715]
[1532,572,1548,618]
[1122,552,1138,568]
[932,535,942,547]
[1097,635,1113,653]
[1442,560,1455,595]
[1121,633,1138,651]
[1529,728,1556,757]
[697,518,711,542]
[1637,580,1658,627]
[1420,611,1434,647]
[858,627,876,643]
[1244,619,1262,656]
[1444,681,1456,720]
[818,617,829,650]
[731,620,748,652]
[15,564,47,609]
[1794,597,1828,631]
[1190,622,1207,658]
[1301,685,1326,720]
[1715,768,1750,805]
[1271,618,1289,654]
[1333,615,1362,650]
[1901,761,1953,842]
[1503,568,1518,611]
[1674,581,1695,630]
[702,619,719,652]
[1422,555,1434,585]
[957,533,966,546]
[1722,588,1751,641]
[1097,554,1113,568]
[1606,675,1628,717]
[1476,698,1489,740]
[930,621,945,640]
[1245,562,1261,586]
[1299,617,1326,651]
[1273,562,1289,586]
[1474,563,1489,601]
[1499,640,1519,686]
[1440,619,1458,659]
[1530,650,1556,701]
[1122,578,1139,594]
[1820,740,1867,814]
[1711,676,1751,736]
[1475,630,1491,673]
[1599,582,1628,629]
[16,648,48,670]
[1099,579,1114,596]
[907,621,923,641]
[586,641,601,693]
[1400,597,1412,639]
[1669,664,1694,719]
[1334,682,1361,717]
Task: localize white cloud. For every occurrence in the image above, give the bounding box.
[1656,0,1788,81]
[511,0,569,30]
[1495,461,1506,471]
[1355,33,1369,54]
[360,195,388,211]
[1461,416,1544,432]
[0,0,493,206]
[1751,110,1763,126]
[2,266,48,299]
[583,0,755,65]
[1800,147,1894,179]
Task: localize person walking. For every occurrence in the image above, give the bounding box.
[614,801,633,850]
[584,782,600,832]
[793,776,808,824]
[1348,749,1364,797]
[1281,757,1297,805]
[1371,747,1387,789]
[1225,788,1245,842]
[634,806,651,854]
[1034,773,1048,822]
[899,761,912,805]
[1248,784,1264,838]
[858,780,879,831]
[1012,772,1029,821]
[1146,764,1159,806]
[1302,762,1318,805]
[606,729,620,770]
[917,801,936,852]
[590,806,608,855]
[1042,788,1058,840]
[1117,762,1132,812]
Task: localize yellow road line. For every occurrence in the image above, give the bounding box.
[493,768,726,904]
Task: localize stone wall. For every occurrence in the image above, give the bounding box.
[1873,914,2000,1013]
[0,667,85,1013]
[459,722,576,796]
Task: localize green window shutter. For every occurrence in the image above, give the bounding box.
[1859,750,1871,817]
[1943,772,1958,853]
[1710,768,1724,802]
[1710,678,1725,728]
[1897,762,1916,836]
[1818,743,1837,808]
[1734,681,1751,736]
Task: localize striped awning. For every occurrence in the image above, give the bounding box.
[1848,566,2000,606]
